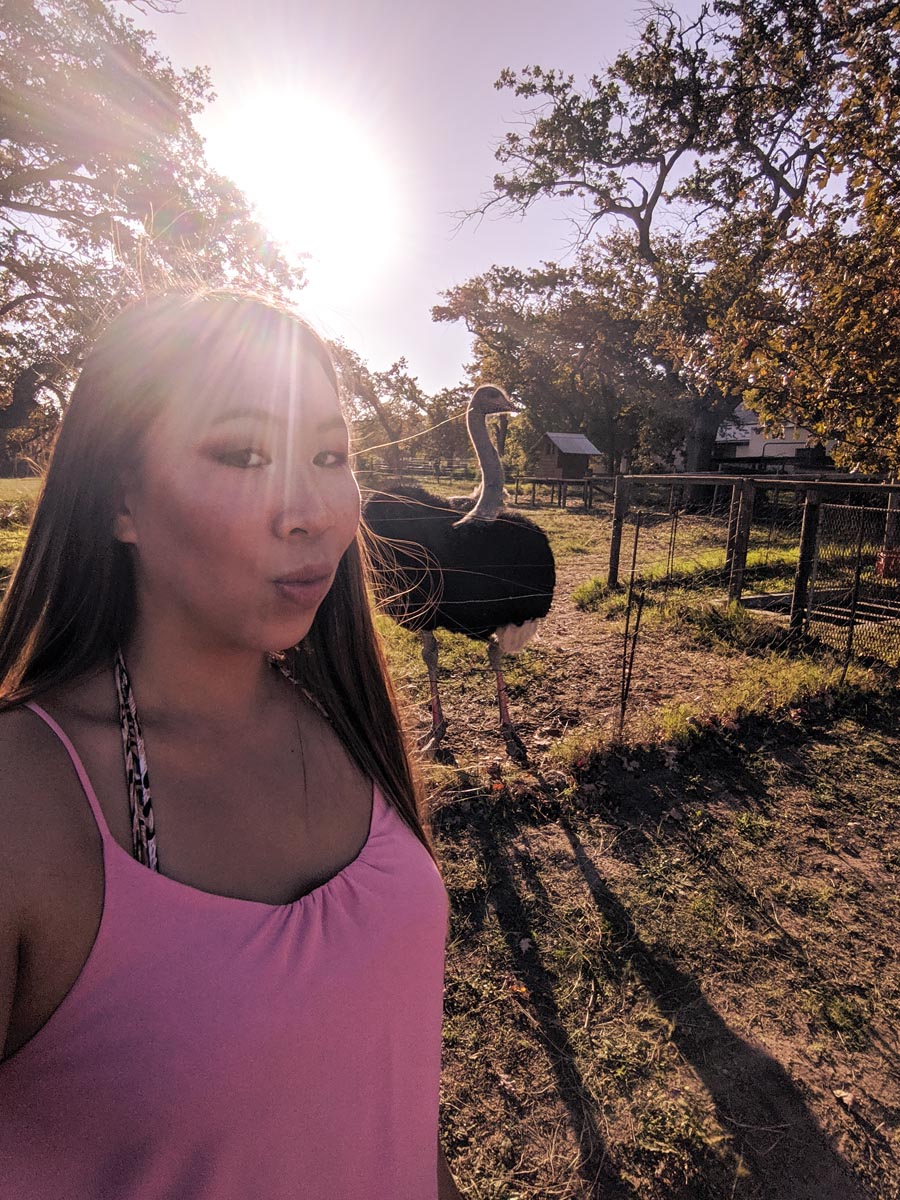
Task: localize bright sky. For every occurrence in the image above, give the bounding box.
[141,0,645,392]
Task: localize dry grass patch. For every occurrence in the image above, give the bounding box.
[435,693,900,1199]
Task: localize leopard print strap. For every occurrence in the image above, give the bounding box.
[113,648,324,872]
[267,653,333,726]
[114,647,159,872]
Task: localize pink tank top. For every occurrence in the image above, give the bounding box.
[0,703,449,1199]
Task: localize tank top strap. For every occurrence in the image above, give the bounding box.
[24,701,117,847]
[113,647,159,872]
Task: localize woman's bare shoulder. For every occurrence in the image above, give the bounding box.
[0,708,57,911]
[0,672,111,785]
[0,704,96,892]
[0,705,57,802]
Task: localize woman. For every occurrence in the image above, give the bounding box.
[0,292,464,1199]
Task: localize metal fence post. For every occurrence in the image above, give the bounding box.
[790,489,822,637]
[841,512,867,683]
[727,479,755,602]
[608,475,631,588]
[883,484,900,552]
[724,481,742,582]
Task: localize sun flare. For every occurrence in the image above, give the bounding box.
[202,90,403,306]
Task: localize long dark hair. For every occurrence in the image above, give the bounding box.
[0,291,432,855]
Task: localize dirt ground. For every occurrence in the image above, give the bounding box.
[2,480,897,1195]
[433,693,900,1199]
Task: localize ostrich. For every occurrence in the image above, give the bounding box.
[363,385,556,763]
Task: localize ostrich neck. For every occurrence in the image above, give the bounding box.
[466,408,505,520]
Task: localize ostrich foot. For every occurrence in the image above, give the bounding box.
[501,722,529,766]
[419,718,454,763]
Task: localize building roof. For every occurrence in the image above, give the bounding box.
[544,432,602,456]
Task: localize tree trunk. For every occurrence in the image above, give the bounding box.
[0,360,61,478]
[683,402,722,474]
[496,413,509,457]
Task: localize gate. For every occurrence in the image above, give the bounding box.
[807,503,900,666]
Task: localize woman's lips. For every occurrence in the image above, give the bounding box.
[273,573,332,606]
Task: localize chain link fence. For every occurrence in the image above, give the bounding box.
[584,474,900,668]
[605,477,803,601]
[806,503,900,667]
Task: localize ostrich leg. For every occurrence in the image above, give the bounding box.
[487,637,528,766]
[419,631,453,762]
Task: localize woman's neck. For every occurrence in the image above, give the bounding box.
[120,620,280,733]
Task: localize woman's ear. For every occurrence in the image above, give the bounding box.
[112,476,139,546]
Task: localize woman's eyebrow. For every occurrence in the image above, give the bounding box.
[211,407,347,432]
[211,407,281,426]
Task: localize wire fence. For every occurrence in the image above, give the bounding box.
[356,464,900,671]
[807,503,900,667]
[608,477,802,601]
[557,473,900,672]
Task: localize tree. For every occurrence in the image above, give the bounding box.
[701,0,900,470]
[417,386,471,476]
[719,198,900,472]
[328,341,430,471]
[434,257,682,473]
[0,0,302,470]
[470,0,900,471]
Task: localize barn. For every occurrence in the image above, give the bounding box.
[535,432,602,479]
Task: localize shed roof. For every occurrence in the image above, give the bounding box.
[544,432,602,456]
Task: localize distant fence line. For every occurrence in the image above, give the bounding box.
[600,474,900,668]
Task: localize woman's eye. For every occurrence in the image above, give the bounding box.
[315,450,349,467]
[217,448,271,469]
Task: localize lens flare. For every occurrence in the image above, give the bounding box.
[201,89,402,306]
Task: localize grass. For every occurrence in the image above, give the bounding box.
[573,547,800,615]
[0,526,28,575]
[0,477,41,505]
[627,650,880,751]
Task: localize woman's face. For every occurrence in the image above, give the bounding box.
[117,329,360,654]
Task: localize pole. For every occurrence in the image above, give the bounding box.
[790,489,822,637]
[841,512,867,684]
[764,485,780,564]
[608,475,631,588]
[728,479,754,602]
[724,481,742,582]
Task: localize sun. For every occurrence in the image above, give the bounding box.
[201,89,403,306]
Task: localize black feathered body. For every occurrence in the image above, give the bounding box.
[363,486,556,640]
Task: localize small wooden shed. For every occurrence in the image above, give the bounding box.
[536,432,602,479]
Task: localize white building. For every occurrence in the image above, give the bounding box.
[714,404,828,463]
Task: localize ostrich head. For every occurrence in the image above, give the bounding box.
[469,384,519,417]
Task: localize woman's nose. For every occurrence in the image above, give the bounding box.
[271,481,333,539]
